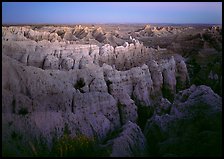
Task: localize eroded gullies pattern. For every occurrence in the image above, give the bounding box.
[2,24,222,157]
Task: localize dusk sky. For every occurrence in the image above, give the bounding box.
[2,2,222,24]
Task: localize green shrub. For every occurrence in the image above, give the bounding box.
[74,78,85,93]
[18,107,28,116]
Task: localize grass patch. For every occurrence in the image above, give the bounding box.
[4,123,111,157]
[11,131,23,141]
[51,134,96,157]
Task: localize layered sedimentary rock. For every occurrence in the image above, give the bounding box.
[2,26,189,143]
[2,24,221,156]
[2,54,121,152]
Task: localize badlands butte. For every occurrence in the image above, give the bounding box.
[2,24,222,156]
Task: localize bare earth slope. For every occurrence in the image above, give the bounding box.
[2,24,222,157]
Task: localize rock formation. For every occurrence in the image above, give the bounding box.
[106,121,148,157]
[144,85,222,156]
[2,24,222,157]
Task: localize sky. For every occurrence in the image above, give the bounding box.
[2,2,222,24]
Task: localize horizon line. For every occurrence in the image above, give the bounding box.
[2,22,222,26]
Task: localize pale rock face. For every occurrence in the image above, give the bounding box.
[99,44,114,56]
[2,29,190,100]
[99,44,115,66]
[109,121,148,157]
[2,41,27,61]
[113,43,141,70]
[2,57,121,147]
[133,64,154,106]
[2,111,65,149]
[133,80,151,106]
[89,45,100,63]
[26,29,61,42]
[123,41,129,47]
[2,26,191,109]
[2,90,39,114]
[3,54,75,112]
[153,97,172,115]
[79,56,92,69]
[170,85,222,117]
[2,26,28,41]
[162,68,176,92]
[43,55,59,70]
[70,31,81,41]
[102,63,113,72]
[20,52,30,65]
[27,47,50,68]
[2,89,16,113]
[2,25,202,156]
[158,56,177,101]
[114,46,126,69]
[2,55,26,94]
[89,78,108,93]
[175,59,189,90]
[147,60,163,97]
[72,92,121,139]
[104,65,154,106]
[61,57,74,70]
[113,91,138,124]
